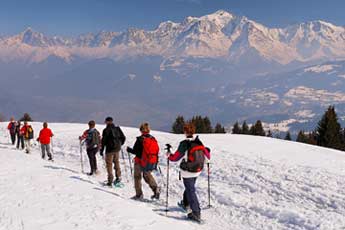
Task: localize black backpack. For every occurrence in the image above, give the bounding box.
[110,126,126,152]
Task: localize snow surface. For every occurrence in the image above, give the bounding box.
[1,122,345,230]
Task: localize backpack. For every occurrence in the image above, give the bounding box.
[87,129,100,149]
[141,136,159,172]
[9,122,16,134]
[184,138,206,173]
[26,126,34,140]
[110,126,125,152]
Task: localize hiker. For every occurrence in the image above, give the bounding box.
[168,122,210,222]
[7,117,16,145]
[100,117,126,186]
[127,123,161,200]
[37,122,54,160]
[20,121,34,154]
[15,121,24,149]
[79,120,101,175]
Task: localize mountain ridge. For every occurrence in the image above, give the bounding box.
[1,10,345,65]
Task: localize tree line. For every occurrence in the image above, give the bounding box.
[172,115,226,134]
[231,106,345,151]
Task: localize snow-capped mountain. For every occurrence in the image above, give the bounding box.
[1,10,345,65]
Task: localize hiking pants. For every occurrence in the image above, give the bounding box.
[17,135,24,149]
[183,177,201,215]
[105,151,121,183]
[134,162,158,196]
[87,148,98,173]
[24,139,31,153]
[10,133,16,145]
[41,144,52,159]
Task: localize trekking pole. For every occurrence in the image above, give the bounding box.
[51,137,54,155]
[158,166,166,188]
[79,140,85,173]
[127,150,133,177]
[121,148,129,182]
[207,162,212,208]
[165,144,172,215]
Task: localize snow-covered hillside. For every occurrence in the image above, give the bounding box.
[1,122,345,230]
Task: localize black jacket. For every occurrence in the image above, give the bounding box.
[100,124,126,154]
[128,134,152,159]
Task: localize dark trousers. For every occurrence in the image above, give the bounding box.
[16,135,24,149]
[87,148,98,173]
[10,133,16,145]
[183,177,200,214]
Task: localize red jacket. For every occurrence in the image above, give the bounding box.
[38,128,53,145]
[7,122,16,134]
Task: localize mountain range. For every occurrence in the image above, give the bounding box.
[1,10,345,132]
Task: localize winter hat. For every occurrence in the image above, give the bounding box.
[105,117,113,122]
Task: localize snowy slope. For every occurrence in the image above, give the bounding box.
[1,122,345,230]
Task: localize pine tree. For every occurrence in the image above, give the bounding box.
[307,131,318,145]
[214,123,226,133]
[172,115,185,134]
[316,106,343,150]
[296,130,308,143]
[203,116,213,133]
[266,130,273,137]
[232,122,242,134]
[251,120,266,136]
[20,113,33,122]
[284,131,292,141]
[242,121,249,135]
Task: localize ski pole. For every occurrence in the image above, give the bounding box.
[121,148,129,182]
[127,150,133,176]
[51,137,54,155]
[165,144,172,215]
[158,166,166,188]
[80,140,85,173]
[207,162,211,208]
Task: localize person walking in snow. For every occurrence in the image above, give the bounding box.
[127,123,161,200]
[15,121,24,149]
[79,120,101,176]
[37,122,54,161]
[168,122,210,223]
[100,117,126,186]
[20,121,34,154]
[7,117,17,145]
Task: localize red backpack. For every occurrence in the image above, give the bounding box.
[141,136,160,171]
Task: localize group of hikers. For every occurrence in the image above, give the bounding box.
[6,116,211,223]
[7,117,52,158]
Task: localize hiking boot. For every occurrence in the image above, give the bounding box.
[151,187,161,200]
[48,157,53,161]
[87,172,93,176]
[114,177,122,184]
[131,194,144,200]
[187,212,201,223]
[105,181,113,187]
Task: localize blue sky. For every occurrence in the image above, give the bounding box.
[1,0,345,36]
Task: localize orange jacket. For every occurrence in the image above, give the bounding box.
[38,128,53,145]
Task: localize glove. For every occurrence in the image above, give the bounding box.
[126,146,132,153]
[180,159,188,171]
[206,147,211,153]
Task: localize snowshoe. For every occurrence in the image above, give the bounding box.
[187,212,203,224]
[131,194,144,201]
[177,201,191,213]
[151,187,161,200]
[113,179,124,188]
